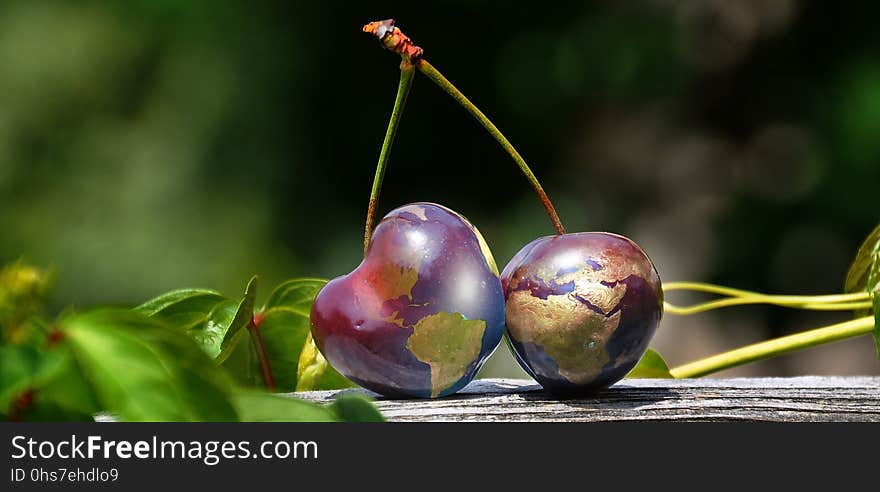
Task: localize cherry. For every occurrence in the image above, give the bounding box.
[501,232,663,394]
[310,203,505,398]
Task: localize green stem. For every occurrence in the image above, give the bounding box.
[663,281,872,314]
[364,62,416,255]
[668,316,875,378]
[664,281,871,303]
[416,60,566,236]
[665,299,872,315]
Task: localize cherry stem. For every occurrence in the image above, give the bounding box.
[364,62,415,255]
[416,60,566,235]
[247,315,276,391]
[669,316,875,378]
[362,19,565,236]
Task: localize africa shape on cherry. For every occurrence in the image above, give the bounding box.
[310,203,505,398]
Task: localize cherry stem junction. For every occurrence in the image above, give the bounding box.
[364,62,415,255]
[363,19,566,236]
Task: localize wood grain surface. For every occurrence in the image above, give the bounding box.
[296,377,880,422]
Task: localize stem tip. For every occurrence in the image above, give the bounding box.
[362,19,423,60]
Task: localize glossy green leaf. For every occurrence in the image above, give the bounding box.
[259,307,311,391]
[233,392,337,422]
[328,394,385,422]
[843,224,880,357]
[62,309,238,421]
[264,278,327,314]
[869,292,880,359]
[218,331,262,387]
[844,224,880,294]
[626,348,672,378]
[135,288,226,320]
[135,277,258,361]
[218,276,258,358]
[135,288,231,358]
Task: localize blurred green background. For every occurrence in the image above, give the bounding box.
[2,1,878,377]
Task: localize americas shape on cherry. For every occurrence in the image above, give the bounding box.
[310,203,505,398]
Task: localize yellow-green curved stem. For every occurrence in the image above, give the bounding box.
[669,316,875,378]
[664,299,873,315]
[663,281,870,304]
[663,281,872,315]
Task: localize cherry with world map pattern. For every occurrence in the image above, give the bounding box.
[310,203,505,398]
[501,232,663,394]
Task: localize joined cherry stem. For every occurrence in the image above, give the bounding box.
[361,19,566,252]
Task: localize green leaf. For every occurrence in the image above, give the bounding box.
[135,288,232,358]
[0,343,100,421]
[62,309,238,421]
[217,276,259,362]
[253,278,348,392]
[328,394,385,422]
[259,307,311,391]
[26,351,101,421]
[626,348,672,378]
[134,288,226,320]
[262,278,353,390]
[218,331,262,387]
[844,224,880,294]
[264,278,327,314]
[872,291,880,358]
[843,224,880,357]
[232,392,337,422]
[0,345,54,408]
[135,277,258,361]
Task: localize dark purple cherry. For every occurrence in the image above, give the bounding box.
[310,203,505,398]
[501,232,663,394]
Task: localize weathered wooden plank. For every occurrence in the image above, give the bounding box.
[296,377,880,422]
